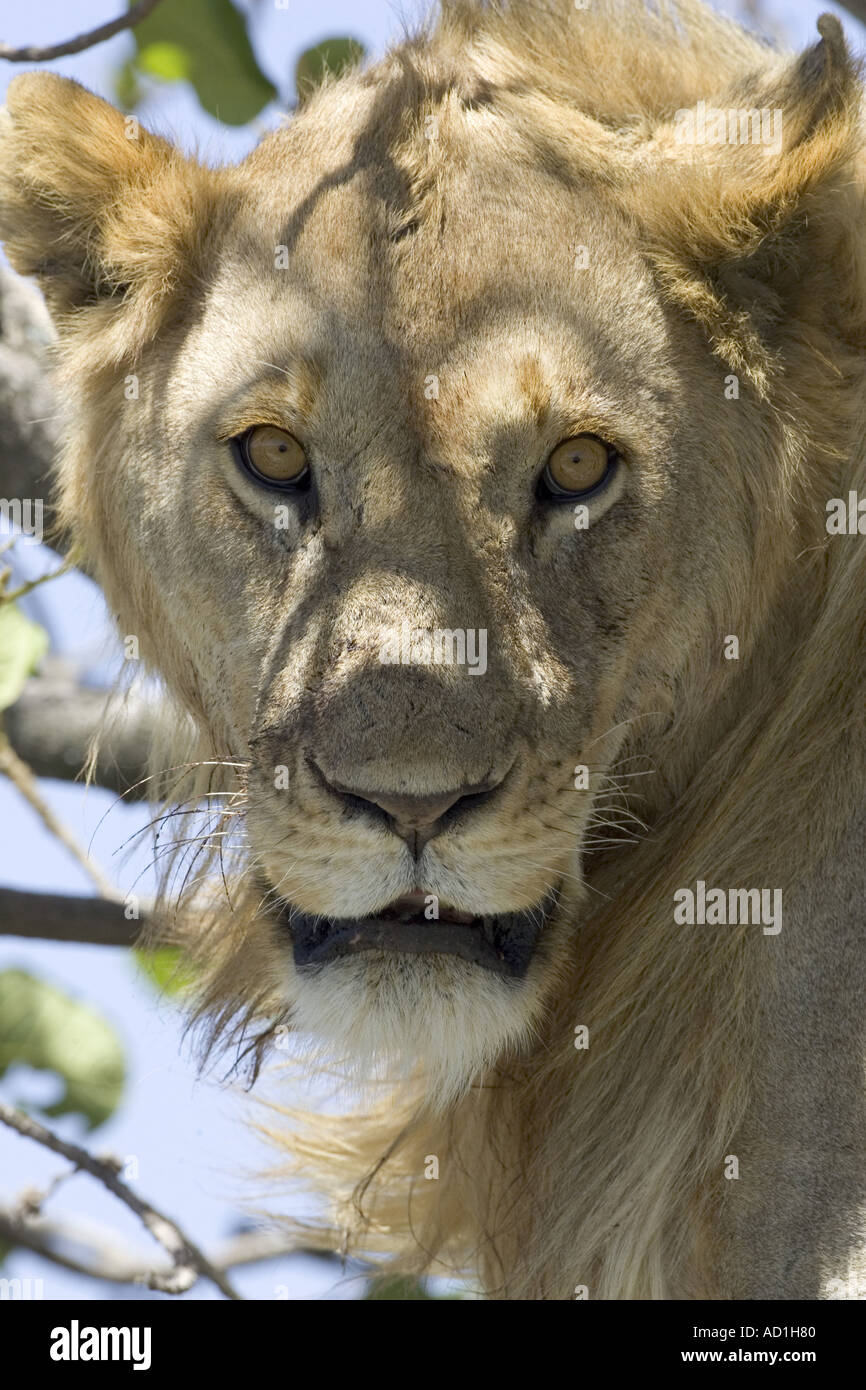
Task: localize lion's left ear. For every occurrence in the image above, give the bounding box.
[0,72,226,355]
[635,15,863,390]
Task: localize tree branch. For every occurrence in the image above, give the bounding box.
[0,273,59,535]
[0,0,165,63]
[5,667,158,797]
[0,734,117,897]
[0,1208,144,1284]
[0,1101,240,1298]
[0,1208,323,1288]
[838,1,866,25]
[0,886,144,946]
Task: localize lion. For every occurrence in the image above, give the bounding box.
[2,0,866,1300]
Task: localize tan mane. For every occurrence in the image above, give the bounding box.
[4,0,866,1300]
[228,2,866,1298]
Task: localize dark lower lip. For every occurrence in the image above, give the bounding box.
[280,889,559,978]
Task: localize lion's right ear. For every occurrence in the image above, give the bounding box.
[0,73,223,349]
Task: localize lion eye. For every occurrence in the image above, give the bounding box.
[235,426,309,488]
[541,434,614,499]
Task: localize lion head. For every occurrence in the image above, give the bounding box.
[3,0,866,1295]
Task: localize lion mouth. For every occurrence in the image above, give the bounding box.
[281,889,558,978]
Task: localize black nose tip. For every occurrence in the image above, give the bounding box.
[311,765,504,855]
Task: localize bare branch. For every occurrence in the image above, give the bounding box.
[0,733,117,896]
[5,667,158,797]
[0,886,144,946]
[0,1102,240,1298]
[0,273,60,535]
[210,1228,318,1270]
[0,1208,145,1284]
[0,0,165,63]
[837,1,866,26]
[0,1208,323,1287]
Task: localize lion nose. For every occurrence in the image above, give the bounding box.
[364,788,467,829]
[312,765,503,855]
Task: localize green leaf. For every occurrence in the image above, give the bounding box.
[0,970,126,1129]
[137,42,193,84]
[0,604,48,712]
[129,0,277,126]
[133,945,194,998]
[364,1274,439,1300]
[113,57,143,112]
[294,37,366,105]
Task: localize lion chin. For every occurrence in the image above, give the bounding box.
[274,888,561,1108]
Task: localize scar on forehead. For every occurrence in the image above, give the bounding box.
[517,354,551,427]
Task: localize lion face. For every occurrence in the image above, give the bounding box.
[98,106,720,1099]
[0,46,804,1099]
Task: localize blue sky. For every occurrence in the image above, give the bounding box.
[1,0,863,1303]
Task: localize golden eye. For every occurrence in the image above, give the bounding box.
[542,434,614,498]
[238,425,309,487]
